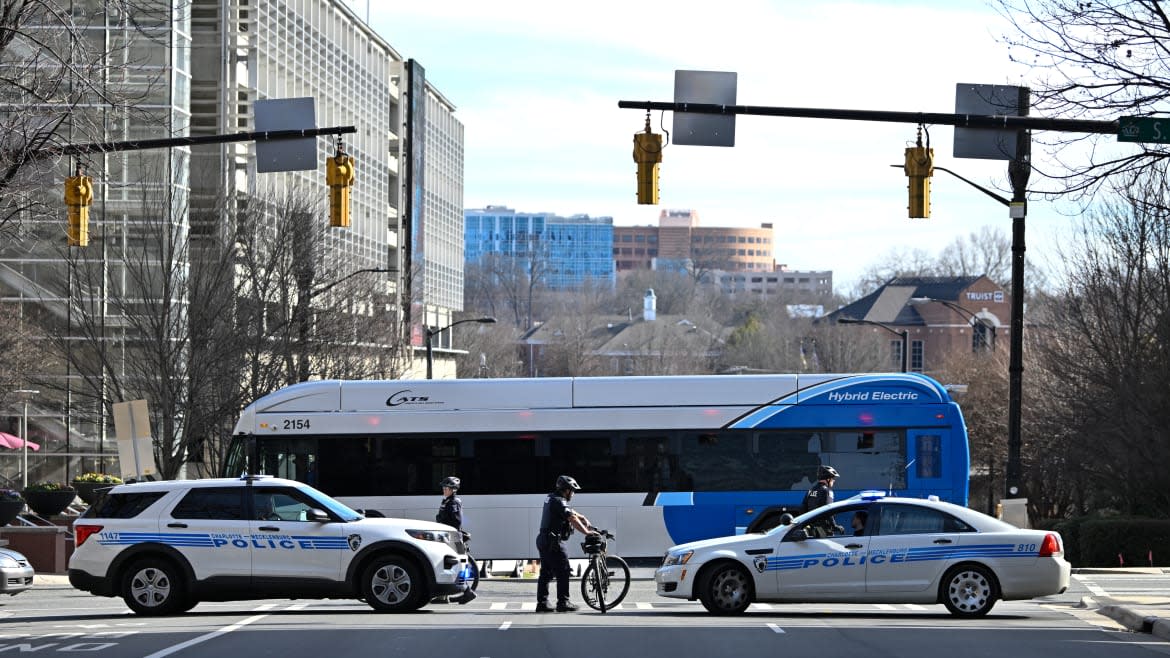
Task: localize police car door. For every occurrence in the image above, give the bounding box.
[866,503,962,593]
[774,505,870,596]
[249,486,345,584]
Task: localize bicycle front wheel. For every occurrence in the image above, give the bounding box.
[580,555,631,611]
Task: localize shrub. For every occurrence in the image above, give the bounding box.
[1078,519,1170,568]
[72,473,123,485]
[0,488,23,502]
[22,481,75,493]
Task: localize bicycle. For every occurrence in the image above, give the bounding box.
[579,529,630,613]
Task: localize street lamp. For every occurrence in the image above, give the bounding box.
[837,318,908,373]
[426,317,496,379]
[14,389,39,490]
[909,296,995,351]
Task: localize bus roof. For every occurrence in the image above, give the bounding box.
[233,373,952,432]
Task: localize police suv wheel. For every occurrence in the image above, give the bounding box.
[121,558,188,616]
[362,555,424,612]
[940,564,999,617]
[699,563,753,615]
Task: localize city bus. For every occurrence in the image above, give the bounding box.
[224,373,969,559]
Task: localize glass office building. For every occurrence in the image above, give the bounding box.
[465,206,615,290]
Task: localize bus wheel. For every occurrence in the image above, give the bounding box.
[362,555,424,612]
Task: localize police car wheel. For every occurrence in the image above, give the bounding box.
[362,555,424,612]
[121,557,189,616]
[698,562,753,615]
[940,564,999,617]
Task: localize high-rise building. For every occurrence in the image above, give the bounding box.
[465,206,615,290]
[0,0,464,483]
[613,209,775,272]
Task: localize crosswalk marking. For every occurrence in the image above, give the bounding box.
[636,602,653,610]
[904,604,926,611]
[751,603,772,610]
[490,602,508,611]
[875,604,895,610]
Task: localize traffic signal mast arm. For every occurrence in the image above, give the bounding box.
[615,100,1117,134]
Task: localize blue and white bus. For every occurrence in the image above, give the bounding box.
[225,373,969,559]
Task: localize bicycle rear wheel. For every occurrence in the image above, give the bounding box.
[580,555,631,611]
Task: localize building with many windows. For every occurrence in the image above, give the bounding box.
[465,206,615,290]
[613,209,776,273]
[0,0,465,484]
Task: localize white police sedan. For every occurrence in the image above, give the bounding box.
[656,493,1070,617]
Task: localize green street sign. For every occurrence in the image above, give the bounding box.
[1118,116,1170,143]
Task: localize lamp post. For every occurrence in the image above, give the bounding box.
[909,297,995,351]
[14,389,39,490]
[426,317,496,379]
[837,318,908,373]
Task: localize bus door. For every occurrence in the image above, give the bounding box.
[905,431,948,498]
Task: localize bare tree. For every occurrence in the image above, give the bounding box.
[0,0,170,242]
[996,0,1170,198]
[1027,167,1170,517]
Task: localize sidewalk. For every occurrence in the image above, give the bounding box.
[1074,567,1170,641]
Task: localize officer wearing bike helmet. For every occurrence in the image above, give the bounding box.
[535,475,595,613]
[433,476,467,604]
[436,476,463,530]
[801,465,839,513]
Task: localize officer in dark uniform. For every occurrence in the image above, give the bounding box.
[436,476,463,529]
[433,476,469,604]
[802,465,839,513]
[535,475,595,612]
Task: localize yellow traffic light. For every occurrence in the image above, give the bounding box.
[64,171,94,247]
[326,148,355,228]
[904,133,933,219]
[632,114,663,205]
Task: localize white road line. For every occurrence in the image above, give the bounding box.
[1084,583,1108,597]
[142,614,267,658]
[874,604,895,610]
[286,603,309,611]
[636,602,653,610]
[490,602,508,611]
[904,604,926,610]
[254,604,278,611]
[498,621,512,631]
[767,623,786,634]
[520,602,536,611]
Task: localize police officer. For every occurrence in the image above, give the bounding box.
[535,475,595,612]
[436,476,463,530]
[802,465,839,513]
[433,476,467,604]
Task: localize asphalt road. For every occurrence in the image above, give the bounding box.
[1,570,1167,658]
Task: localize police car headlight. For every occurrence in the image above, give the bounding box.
[662,550,694,567]
[407,529,454,544]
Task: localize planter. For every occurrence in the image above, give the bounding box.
[21,490,77,517]
[0,500,23,526]
[72,482,114,506]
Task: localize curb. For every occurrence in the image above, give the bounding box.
[1091,595,1170,642]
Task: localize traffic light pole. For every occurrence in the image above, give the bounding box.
[618,98,1117,503]
[24,126,356,159]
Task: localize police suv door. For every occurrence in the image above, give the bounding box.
[166,486,252,581]
[865,502,965,593]
[774,504,870,596]
[249,486,345,584]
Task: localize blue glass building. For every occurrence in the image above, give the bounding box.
[465,206,615,290]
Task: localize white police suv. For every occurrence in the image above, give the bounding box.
[656,493,1070,617]
[68,476,473,615]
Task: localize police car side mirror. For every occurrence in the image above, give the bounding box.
[306,508,330,522]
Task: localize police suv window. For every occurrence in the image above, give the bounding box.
[83,491,167,519]
[171,487,246,520]
[253,487,321,522]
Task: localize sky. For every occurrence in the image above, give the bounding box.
[361,0,1090,289]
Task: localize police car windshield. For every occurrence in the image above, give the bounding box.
[304,489,363,521]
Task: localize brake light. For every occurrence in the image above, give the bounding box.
[75,524,103,547]
[1038,533,1061,557]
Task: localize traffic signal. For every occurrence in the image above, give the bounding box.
[326,147,355,228]
[632,114,663,205]
[904,134,933,219]
[64,170,94,247]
